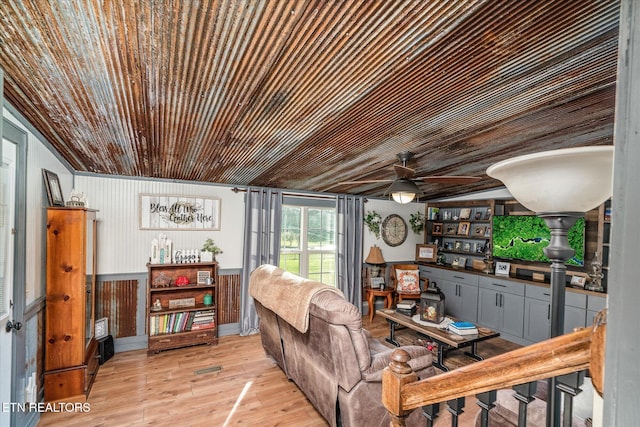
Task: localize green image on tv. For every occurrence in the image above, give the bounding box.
[492,216,585,266]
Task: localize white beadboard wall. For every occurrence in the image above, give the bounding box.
[74,175,245,274]
[4,108,74,305]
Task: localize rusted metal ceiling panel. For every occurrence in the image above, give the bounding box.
[0,0,619,200]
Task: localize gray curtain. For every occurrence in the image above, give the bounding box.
[240,187,283,336]
[336,194,364,310]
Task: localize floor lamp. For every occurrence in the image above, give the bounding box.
[487,146,614,427]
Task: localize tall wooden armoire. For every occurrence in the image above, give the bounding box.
[44,207,99,402]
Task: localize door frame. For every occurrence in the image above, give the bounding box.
[3,117,28,427]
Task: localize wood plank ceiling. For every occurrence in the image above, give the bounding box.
[0,0,619,200]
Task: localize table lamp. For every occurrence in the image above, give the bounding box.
[365,245,386,285]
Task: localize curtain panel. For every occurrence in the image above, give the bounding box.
[336,195,364,311]
[239,187,282,336]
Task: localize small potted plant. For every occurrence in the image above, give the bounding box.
[201,237,223,262]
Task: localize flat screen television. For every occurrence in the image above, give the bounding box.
[492,215,585,267]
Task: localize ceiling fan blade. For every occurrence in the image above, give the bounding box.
[417,176,483,184]
[322,179,394,192]
[394,164,415,179]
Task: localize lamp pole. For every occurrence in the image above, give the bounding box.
[539,212,580,427]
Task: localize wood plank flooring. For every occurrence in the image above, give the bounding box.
[38,315,519,427]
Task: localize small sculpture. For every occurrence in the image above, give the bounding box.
[586,251,605,292]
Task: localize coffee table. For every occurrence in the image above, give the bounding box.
[377,310,499,371]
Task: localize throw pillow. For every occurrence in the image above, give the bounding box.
[396,269,421,293]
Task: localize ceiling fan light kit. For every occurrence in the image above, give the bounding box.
[387,178,422,204]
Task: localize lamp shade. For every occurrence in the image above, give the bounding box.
[365,245,385,265]
[387,179,423,204]
[486,146,614,213]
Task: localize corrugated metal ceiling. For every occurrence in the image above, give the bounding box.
[0,0,619,200]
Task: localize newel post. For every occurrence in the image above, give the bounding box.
[382,349,419,427]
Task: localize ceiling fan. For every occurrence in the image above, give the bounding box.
[334,151,482,203]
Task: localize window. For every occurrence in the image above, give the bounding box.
[280,203,336,285]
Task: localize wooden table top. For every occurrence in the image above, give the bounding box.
[376,309,499,349]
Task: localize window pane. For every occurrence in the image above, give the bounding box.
[279,253,300,275]
[281,206,301,249]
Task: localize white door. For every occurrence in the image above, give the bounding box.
[0,137,17,426]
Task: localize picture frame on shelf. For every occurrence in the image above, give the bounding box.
[432,222,443,236]
[369,277,386,289]
[444,224,457,235]
[42,169,65,207]
[454,240,463,251]
[457,221,470,236]
[197,270,211,285]
[474,211,482,220]
[452,257,467,268]
[459,208,471,220]
[473,225,487,237]
[495,261,511,276]
[415,244,437,262]
[462,242,471,252]
[570,275,587,288]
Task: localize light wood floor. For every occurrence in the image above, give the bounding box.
[38,315,519,427]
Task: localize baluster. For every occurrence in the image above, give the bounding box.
[476,390,497,427]
[556,371,585,427]
[446,397,465,427]
[512,381,537,427]
[421,403,440,427]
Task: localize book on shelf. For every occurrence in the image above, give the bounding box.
[395,306,417,316]
[448,321,478,335]
[396,301,416,310]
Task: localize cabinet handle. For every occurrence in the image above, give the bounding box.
[543,292,550,296]
[457,284,461,297]
[500,294,504,307]
[453,275,465,280]
[492,283,507,288]
[547,304,551,320]
[495,293,499,307]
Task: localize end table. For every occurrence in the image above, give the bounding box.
[365,287,395,322]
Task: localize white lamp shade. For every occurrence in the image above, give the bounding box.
[387,179,422,204]
[486,146,614,213]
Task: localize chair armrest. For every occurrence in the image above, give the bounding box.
[362,346,433,382]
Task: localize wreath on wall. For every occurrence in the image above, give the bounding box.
[409,211,425,234]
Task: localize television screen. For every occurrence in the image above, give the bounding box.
[492,216,585,266]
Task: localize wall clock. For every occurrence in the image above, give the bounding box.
[381,214,408,247]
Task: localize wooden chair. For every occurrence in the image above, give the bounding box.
[389,264,428,304]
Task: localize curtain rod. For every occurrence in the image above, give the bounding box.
[230,186,368,202]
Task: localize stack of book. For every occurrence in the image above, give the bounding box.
[448,321,478,335]
[395,301,417,316]
[190,309,216,330]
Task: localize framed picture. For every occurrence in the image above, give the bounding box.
[415,244,437,262]
[462,242,471,252]
[431,222,443,236]
[42,169,65,206]
[472,259,486,271]
[454,240,463,251]
[139,194,221,230]
[197,270,212,285]
[370,277,386,289]
[459,208,471,220]
[474,211,482,220]
[495,261,511,276]
[473,225,487,237]
[457,222,470,236]
[452,257,467,268]
[570,275,587,288]
[444,224,457,235]
[95,317,108,340]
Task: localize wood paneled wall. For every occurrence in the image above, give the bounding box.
[96,280,138,338]
[217,273,241,325]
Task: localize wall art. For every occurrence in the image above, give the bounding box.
[139,194,221,230]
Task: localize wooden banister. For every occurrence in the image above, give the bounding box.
[382,318,606,421]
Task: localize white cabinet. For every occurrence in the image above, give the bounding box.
[440,270,478,322]
[587,294,607,325]
[477,277,525,340]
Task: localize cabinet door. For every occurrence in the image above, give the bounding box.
[500,292,524,337]
[458,282,479,322]
[524,298,550,342]
[440,280,460,318]
[477,288,501,330]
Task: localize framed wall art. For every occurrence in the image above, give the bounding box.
[415,244,437,262]
[139,194,221,230]
[42,169,65,206]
